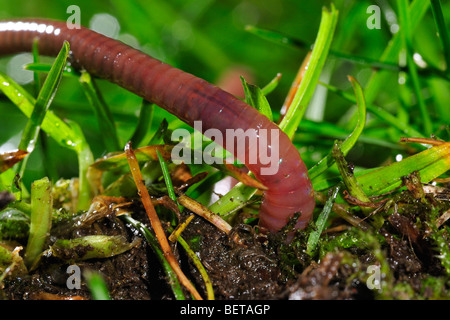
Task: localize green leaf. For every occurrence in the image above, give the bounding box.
[240,76,273,121]
[279,5,339,138]
[50,235,138,262]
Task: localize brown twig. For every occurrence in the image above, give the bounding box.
[124,142,203,300]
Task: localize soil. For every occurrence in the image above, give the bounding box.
[2,183,450,300]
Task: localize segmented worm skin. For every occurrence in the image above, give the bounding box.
[0,19,315,232]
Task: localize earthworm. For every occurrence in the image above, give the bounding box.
[0,19,315,232]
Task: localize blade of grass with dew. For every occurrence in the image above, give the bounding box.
[84,270,111,300]
[129,101,154,147]
[430,0,450,75]
[25,62,81,78]
[0,72,78,151]
[79,71,121,152]
[120,214,185,300]
[16,41,70,179]
[306,183,340,256]
[308,76,366,181]
[398,0,432,136]
[279,5,339,139]
[240,76,273,121]
[23,177,52,270]
[67,120,94,211]
[17,41,70,153]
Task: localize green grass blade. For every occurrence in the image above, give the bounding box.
[397,0,432,136]
[279,5,339,139]
[130,101,154,147]
[308,76,366,181]
[357,143,450,196]
[18,41,70,153]
[67,120,94,211]
[208,181,257,220]
[261,73,282,96]
[156,149,182,215]
[430,0,450,74]
[306,183,340,256]
[79,71,121,152]
[24,62,81,78]
[23,177,53,270]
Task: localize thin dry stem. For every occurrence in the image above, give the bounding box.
[124,142,203,300]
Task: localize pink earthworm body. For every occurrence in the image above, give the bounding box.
[0,19,315,232]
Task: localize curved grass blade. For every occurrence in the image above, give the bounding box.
[261,73,282,96]
[279,5,339,139]
[308,76,366,181]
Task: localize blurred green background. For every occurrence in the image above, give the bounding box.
[0,0,449,189]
